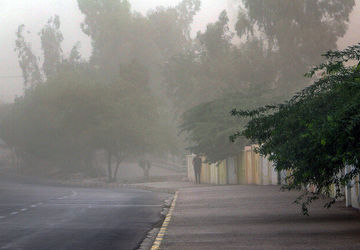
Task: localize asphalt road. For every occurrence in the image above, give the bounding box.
[0,176,169,250]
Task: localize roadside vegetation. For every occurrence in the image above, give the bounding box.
[179,0,355,163]
[0,0,358,213]
[232,45,360,214]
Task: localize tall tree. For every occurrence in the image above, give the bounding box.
[197,10,233,59]
[39,15,64,79]
[15,25,42,89]
[236,0,355,95]
[173,1,355,164]
[95,62,162,181]
[77,0,200,158]
[77,0,133,76]
[165,11,275,114]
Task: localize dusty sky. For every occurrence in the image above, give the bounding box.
[0,0,359,102]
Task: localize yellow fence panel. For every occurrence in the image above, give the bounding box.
[236,151,246,184]
[218,160,227,185]
[200,162,211,184]
[251,146,261,185]
[187,146,280,186]
[245,146,253,184]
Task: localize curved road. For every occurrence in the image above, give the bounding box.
[0,176,169,250]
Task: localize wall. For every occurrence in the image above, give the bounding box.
[187,150,359,211]
[187,154,195,182]
[345,165,360,209]
[187,145,279,186]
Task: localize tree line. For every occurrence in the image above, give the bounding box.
[0,0,357,195]
[0,0,202,180]
[180,0,355,162]
[177,0,357,212]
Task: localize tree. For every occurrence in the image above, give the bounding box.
[169,1,355,167]
[94,62,162,181]
[166,11,278,161]
[197,10,233,59]
[137,157,151,180]
[0,63,102,171]
[181,95,246,163]
[77,0,133,76]
[147,0,200,59]
[5,13,165,181]
[181,92,276,163]
[165,11,236,114]
[0,59,163,181]
[15,15,67,88]
[39,15,64,79]
[236,0,355,96]
[231,44,360,214]
[164,10,277,115]
[15,25,42,88]
[77,0,195,162]
[175,0,201,40]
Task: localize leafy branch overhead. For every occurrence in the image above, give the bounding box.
[232,44,360,215]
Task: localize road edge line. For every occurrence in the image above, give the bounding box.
[151,191,179,250]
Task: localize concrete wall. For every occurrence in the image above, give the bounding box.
[345,165,360,209]
[187,154,195,182]
[351,175,359,209]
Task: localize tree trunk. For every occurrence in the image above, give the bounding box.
[144,168,149,180]
[113,154,123,181]
[107,151,113,182]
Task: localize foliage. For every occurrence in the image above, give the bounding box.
[39,15,64,79]
[171,0,355,166]
[236,0,355,96]
[0,60,162,180]
[1,63,101,171]
[166,0,355,117]
[76,0,201,156]
[5,0,358,184]
[231,44,360,214]
[181,93,277,163]
[4,9,171,180]
[15,25,42,88]
[77,0,199,77]
[164,11,275,115]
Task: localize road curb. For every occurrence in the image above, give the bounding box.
[151,191,178,250]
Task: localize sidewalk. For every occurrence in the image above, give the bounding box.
[160,185,360,250]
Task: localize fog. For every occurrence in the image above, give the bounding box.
[0,1,358,102]
[1,1,360,248]
[0,0,236,102]
[0,0,359,185]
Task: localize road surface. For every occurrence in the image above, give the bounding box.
[0,176,169,250]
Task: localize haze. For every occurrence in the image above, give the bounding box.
[0,0,237,102]
[0,1,360,249]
